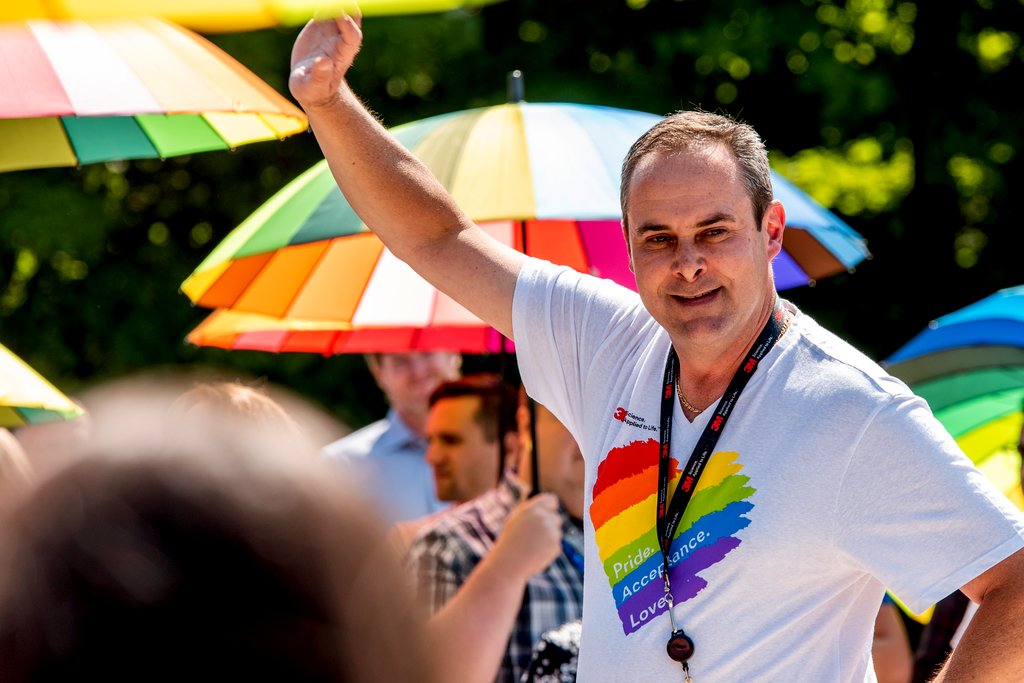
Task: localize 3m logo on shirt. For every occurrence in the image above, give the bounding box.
[611,407,657,432]
[590,438,755,635]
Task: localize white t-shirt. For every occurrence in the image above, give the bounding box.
[512,259,1024,682]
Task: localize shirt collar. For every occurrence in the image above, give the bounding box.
[382,408,426,451]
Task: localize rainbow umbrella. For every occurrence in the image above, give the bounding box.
[884,285,1024,508]
[2,0,504,32]
[0,18,307,173]
[181,101,870,328]
[0,343,84,428]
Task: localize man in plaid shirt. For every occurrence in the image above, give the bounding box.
[406,399,585,683]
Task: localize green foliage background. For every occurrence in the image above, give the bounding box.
[2,0,1022,431]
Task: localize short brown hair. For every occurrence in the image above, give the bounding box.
[620,110,773,231]
[429,373,519,443]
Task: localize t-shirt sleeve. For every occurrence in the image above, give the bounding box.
[833,393,1024,613]
[511,258,648,438]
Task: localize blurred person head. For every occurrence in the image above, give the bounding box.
[75,369,345,462]
[517,396,586,521]
[0,374,435,683]
[0,427,32,492]
[169,379,303,439]
[424,373,519,504]
[364,352,462,436]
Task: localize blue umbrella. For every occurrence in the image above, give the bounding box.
[886,285,1024,369]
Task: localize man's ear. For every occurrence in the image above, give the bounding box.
[621,219,635,273]
[762,200,785,260]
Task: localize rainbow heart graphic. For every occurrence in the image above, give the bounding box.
[590,438,755,634]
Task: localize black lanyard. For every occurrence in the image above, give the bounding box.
[657,302,787,671]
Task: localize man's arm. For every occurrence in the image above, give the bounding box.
[289,16,525,339]
[426,494,563,683]
[930,547,1024,681]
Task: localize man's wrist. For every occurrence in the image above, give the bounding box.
[296,84,346,115]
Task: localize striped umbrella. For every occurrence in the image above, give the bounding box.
[0,18,307,173]
[884,285,1024,509]
[0,343,83,428]
[181,101,870,330]
[3,0,505,33]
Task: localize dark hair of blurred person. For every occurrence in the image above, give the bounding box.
[0,376,435,683]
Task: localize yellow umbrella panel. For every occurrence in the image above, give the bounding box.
[0,343,83,428]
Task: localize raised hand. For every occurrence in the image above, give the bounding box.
[289,13,363,111]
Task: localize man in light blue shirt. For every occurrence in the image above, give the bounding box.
[323,351,461,524]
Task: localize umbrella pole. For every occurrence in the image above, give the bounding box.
[507,70,524,103]
[527,397,539,497]
[497,337,511,486]
[515,217,541,497]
